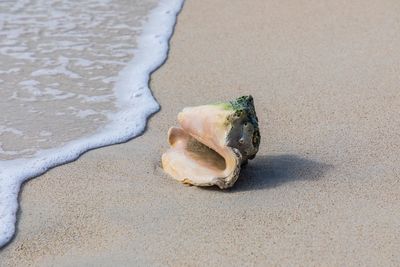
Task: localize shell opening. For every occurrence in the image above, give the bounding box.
[185,137,227,172]
[162,126,239,188]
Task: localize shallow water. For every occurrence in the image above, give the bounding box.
[0,0,159,160]
[0,0,183,247]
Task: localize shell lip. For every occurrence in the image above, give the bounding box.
[163,126,242,189]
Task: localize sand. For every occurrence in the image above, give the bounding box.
[1,0,400,265]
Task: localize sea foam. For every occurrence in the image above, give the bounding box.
[0,0,184,247]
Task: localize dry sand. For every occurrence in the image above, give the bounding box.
[1,0,400,265]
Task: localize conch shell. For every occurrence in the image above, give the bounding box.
[162,96,260,189]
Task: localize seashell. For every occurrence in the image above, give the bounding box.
[162,96,260,189]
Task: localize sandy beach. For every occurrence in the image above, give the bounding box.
[1,0,400,265]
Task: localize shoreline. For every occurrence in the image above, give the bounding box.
[2,0,400,265]
[0,0,183,248]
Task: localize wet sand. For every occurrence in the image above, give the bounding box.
[1,0,400,265]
